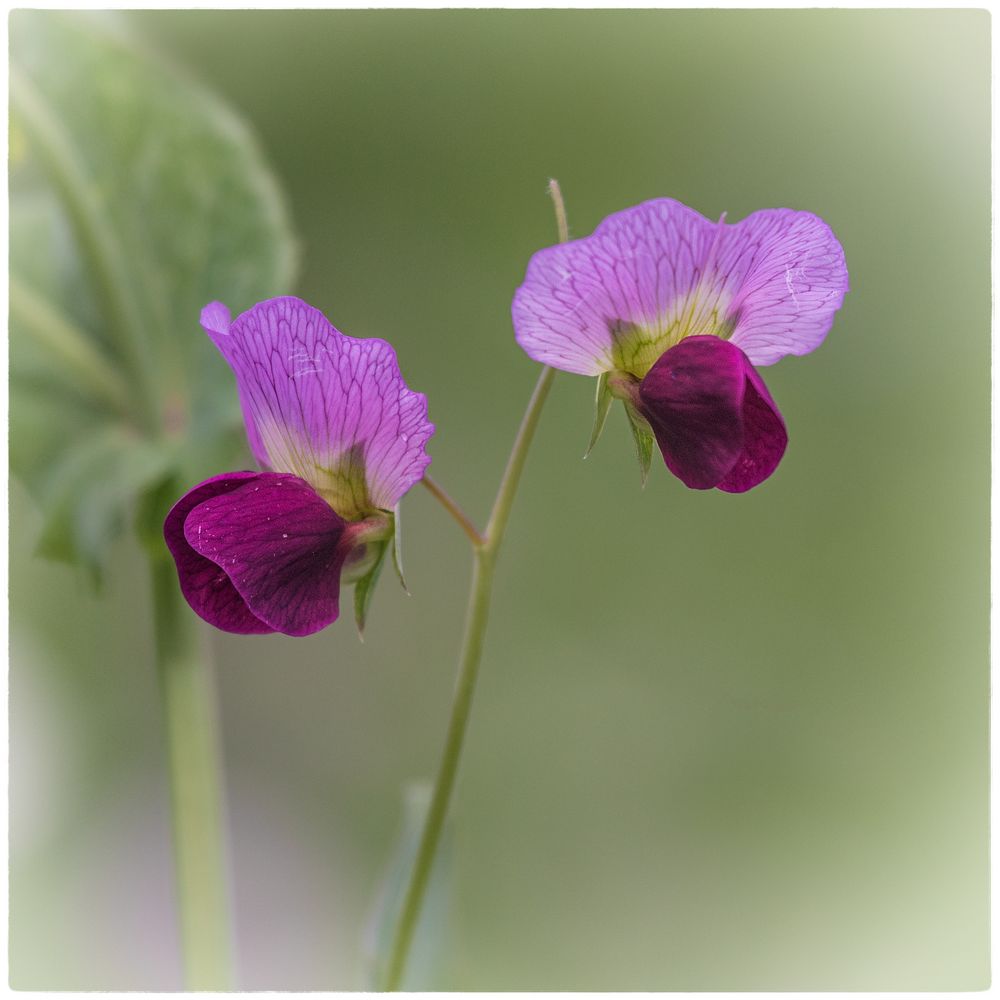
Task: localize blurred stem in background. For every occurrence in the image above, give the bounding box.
[151,550,233,989]
[14,65,236,989]
[380,181,566,991]
[11,70,231,990]
[11,12,300,988]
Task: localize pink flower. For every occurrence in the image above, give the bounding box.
[512,199,848,491]
[164,297,433,636]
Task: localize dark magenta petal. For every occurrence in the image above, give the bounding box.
[716,364,788,494]
[183,473,352,637]
[637,335,787,492]
[164,473,275,635]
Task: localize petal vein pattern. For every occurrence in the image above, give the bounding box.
[512,198,848,377]
[202,297,433,518]
[722,208,849,365]
[182,473,352,637]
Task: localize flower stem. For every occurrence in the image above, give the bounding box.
[483,367,556,549]
[547,176,571,243]
[420,473,485,547]
[151,555,233,989]
[381,179,568,990]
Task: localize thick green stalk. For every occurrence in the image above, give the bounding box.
[151,556,233,989]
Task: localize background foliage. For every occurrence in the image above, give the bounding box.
[10,11,296,577]
[10,9,989,989]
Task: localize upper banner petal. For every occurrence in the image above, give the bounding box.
[163,472,275,634]
[512,199,847,377]
[513,199,718,376]
[203,297,434,517]
[201,304,271,469]
[183,472,353,637]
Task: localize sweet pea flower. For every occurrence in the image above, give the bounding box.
[164,297,433,637]
[512,198,848,492]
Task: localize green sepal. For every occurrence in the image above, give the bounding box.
[584,371,614,458]
[391,503,409,593]
[353,538,391,641]
[624,401,655,488]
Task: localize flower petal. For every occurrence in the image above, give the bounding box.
[722,208,849,366]
[716,363,787,494]
[163,472,275,635]
[203,297,434,517]
[513,199,718,376]
[182,472,354,637]
[201,304,271,469]
[512,199,847,377]
[637,335,787,492]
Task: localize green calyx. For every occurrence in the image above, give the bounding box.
[585,371,614,458]
[623,401,655,487]
[350,506,409,640]
[585,369,654,486]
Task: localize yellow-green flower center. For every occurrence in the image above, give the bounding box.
[258,420,376,521]
[610,288,738,379]
[312,443,376,522]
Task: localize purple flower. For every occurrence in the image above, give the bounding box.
[512,199,848,492]
[164,297,433,637]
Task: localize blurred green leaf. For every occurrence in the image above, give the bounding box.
[10,277,132,415]
[134,472,190,563]
[34,429,173,582]
[9,10,298,576]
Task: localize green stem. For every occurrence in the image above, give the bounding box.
[483,367,557,547]
[547,176,571,244]
[382,180,568,990]
[381,544,492,991]
[420,473,485,546]
[151,556,233,990]
[383,370,554,991]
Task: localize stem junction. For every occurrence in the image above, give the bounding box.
[381,178,568,990]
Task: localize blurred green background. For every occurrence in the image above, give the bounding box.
[10,8,989,990]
